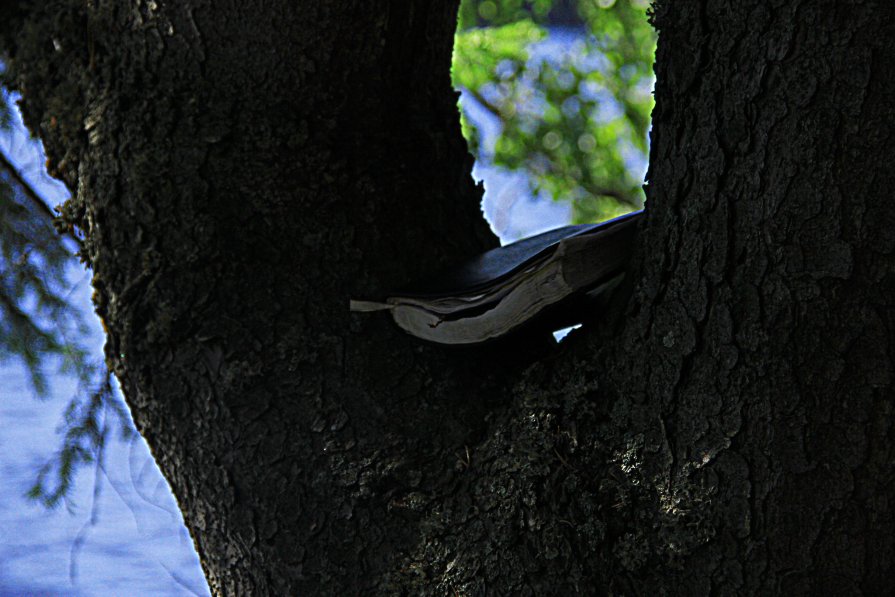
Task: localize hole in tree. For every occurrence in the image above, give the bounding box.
[452,0,656,341]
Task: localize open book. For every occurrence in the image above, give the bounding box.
[351,210,642,345]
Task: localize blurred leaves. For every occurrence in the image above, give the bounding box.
[453,0,656,223]
[0,95,87,396]
[27,367,135,510]
[0,87,134,507]
[458,0,556,30]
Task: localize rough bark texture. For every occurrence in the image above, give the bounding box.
[608,2,895,592]
[2,0,893,595]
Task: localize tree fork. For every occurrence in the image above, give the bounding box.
[2,0,893,594]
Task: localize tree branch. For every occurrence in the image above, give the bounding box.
[0,146,82,248]
[459,85,505,123]
[584,186,643,208]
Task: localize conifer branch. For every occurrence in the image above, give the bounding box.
[0,146,82,248]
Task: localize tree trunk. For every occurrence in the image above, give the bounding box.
[2,0,893,594]
[603,2,895,592]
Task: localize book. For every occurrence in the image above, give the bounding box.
[350,210,642,345]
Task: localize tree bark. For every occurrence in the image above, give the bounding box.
[2,0,893,594]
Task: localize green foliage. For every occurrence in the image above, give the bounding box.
[453,0,656,223]
[458,0,555,30]
[452,21,547,159]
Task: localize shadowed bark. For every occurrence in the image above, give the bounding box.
[2,0,893,594]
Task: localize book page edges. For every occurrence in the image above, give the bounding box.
[389,262,571,344]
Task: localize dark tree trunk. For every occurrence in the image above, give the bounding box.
[2,0,893,594]
[602,2,895,592]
